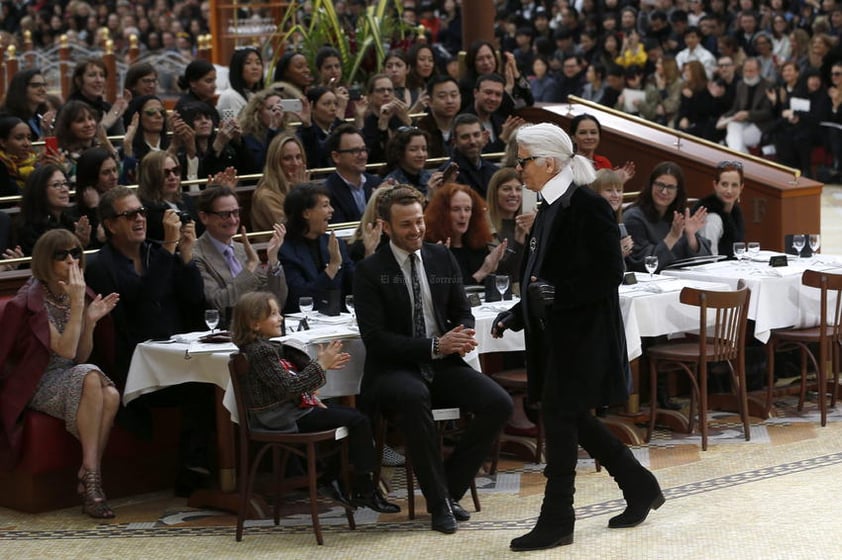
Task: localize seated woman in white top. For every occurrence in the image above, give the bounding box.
[693,161,745,257]
[216,47,265,119]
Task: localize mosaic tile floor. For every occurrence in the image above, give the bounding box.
[2,395,841,560]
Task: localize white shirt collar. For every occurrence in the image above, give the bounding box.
[539,165,573,205]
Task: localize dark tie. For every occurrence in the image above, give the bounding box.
[410,253,434,382]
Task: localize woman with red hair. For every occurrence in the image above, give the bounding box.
[423,183,507,285]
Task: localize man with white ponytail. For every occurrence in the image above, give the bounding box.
[492,123,664,551]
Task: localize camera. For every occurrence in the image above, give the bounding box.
[348,85,363,101]
[176,211,193,224]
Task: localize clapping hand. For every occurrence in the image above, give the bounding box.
[86,292,120,324]
[208,166,238,189]
[439,324,478,356]
[317,340,351,370]
[266,223,286,267]
[240,226,258,272]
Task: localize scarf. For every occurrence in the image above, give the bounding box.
[0,149,37,191]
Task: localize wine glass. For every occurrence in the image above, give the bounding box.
[299,296,314,320]
[809,234,821,256]
[644,256,658,280]
[792,234,806,262]
[495,274,510,301]
[204,309,220,333]
[732,242,746,268]
[747,241,760,259]
[345,294,355,320]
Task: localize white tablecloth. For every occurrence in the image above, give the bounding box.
[661,256,842,342]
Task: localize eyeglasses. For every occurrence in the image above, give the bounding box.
[28,81,48,88]
[516,155,540,168]
[47,180,70,190]
[335,146,369,155]
[205,208,240,220]
[114,207,147,220]
[163,166,181,177]
[53,247,83,261]
[206,208,241,219]
[143,108,166,117]
[652,180,678,193]
[717,160,743,170]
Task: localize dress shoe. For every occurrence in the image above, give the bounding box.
[449,499,470,521]
[430,503,458,534]
[608,491,665,528]
[657,394,682,411]
[319,479,355,510]
[504,424,539,437]
[510,520,574,552]
[351,488,401,514]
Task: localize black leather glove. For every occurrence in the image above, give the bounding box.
[527,279,555,323]
[491,310,516,337]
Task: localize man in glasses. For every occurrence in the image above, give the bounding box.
[193,185,287,328]
[85,186,212,496]
[324,123,383,224]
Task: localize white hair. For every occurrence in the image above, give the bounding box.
[516,122,596,185]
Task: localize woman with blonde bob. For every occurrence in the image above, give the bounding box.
[250,134,302,231]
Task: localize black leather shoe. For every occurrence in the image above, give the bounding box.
[608,491,665,528]
[510,521,574,552]
[431,503,458,534]
[449,499,470,521]
[657,394,682,411]
[319,479,355,510]
[351,488,401,514]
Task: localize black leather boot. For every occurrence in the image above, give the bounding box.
[510,476,575,552]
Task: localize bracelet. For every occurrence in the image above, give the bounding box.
[433,336,440,355]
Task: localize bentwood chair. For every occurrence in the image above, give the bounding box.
[488,368,543,474]
[646,282,751,451]
[374,408,481,520]
[766,270,842,426]
[228,353,355,545]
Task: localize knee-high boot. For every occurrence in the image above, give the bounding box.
[509,474,576,552]
[599,446,665,528]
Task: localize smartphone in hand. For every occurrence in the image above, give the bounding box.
[44,136,58,153]
[442,162,459,183]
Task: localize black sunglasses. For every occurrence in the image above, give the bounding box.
[114,207,148,220]
[53,247,83,261]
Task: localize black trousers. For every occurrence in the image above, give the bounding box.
[296,404,376,475]
[365,363,513,511]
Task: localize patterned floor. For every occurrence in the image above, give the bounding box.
[2,394,842,560]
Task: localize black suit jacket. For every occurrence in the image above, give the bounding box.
[325,172,383,224]
[354,242,474,388]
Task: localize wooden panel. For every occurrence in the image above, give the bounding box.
[517,102,822,252]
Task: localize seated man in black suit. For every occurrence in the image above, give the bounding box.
[84,185,212,495]
[354,186,513,534]
[464,73,525,154]
[442,113,500,198]
[324,123,383,224]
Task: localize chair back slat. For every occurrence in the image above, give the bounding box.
[680,284,750,362]
[228,352,251,439]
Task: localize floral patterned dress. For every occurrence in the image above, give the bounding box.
[28,291,114,439]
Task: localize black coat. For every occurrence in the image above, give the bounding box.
[506,179,628,410]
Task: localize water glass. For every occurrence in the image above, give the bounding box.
[644,256,658,279]
[792,235,806,261]
[809,234,821,255]
[495,274,510,300]
[204,309,220,333]
[732,242,746,268]
[345,295,355,319]
[299,296,314,318]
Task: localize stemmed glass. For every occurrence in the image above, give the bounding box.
[204,309,220,333]
[733,242,746,269]
[809,234,821,262]
[792,234,806,262]
[644,256,658,280]
[345,295,355,321]
[299,296,314,321]
[747,242,760,272]
[495,274,510,301]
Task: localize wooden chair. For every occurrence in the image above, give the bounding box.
[373,408,480,520]
[487,368,543,474]
[228,353,356,545]
[646,282,751,451]
[765,270,842,426]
